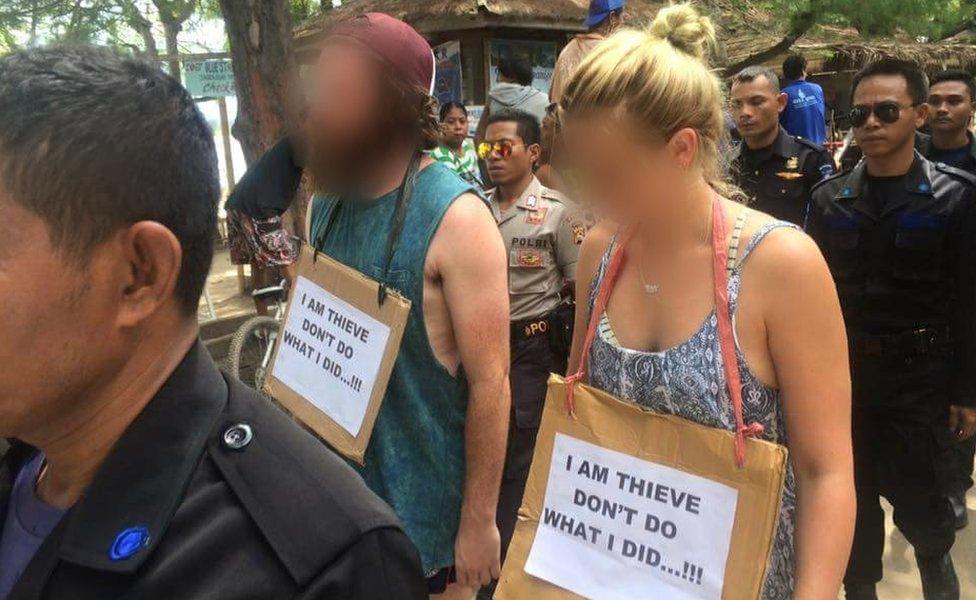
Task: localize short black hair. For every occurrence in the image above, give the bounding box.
[0,46,219,314]
[782,54,807,80]
[732,66,780,92]
[930,69,976,101]
[485,108,541,146]
[852,58,928,106]
[439,101,467,121]
[497,56,534,87]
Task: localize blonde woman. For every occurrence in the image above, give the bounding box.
[563,5,855,598]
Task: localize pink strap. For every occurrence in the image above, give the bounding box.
[566,196,762,467]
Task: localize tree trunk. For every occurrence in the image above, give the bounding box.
[218,0,298,164]
[162,20,182,82]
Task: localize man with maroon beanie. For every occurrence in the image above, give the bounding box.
[304,14,511,599]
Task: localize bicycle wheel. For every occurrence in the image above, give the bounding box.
[228,316,280,390]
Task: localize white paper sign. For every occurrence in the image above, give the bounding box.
[524,434,739,600]
[271,276,391,436]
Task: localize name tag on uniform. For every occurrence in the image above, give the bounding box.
[264,244,410,464]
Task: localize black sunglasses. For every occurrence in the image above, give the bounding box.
[849,101,914,127]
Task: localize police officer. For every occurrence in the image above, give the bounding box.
[921,69,976,529]
[480,108,586,562]
[921,70,976,178]
[729,66,835,225]
[807,59,976,600]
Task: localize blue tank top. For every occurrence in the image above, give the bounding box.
[308,162,476,572]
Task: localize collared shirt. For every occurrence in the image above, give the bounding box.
[731,127,835,225]
[488,175,584,322]
[807,153,976,407]
[780,80,827,144]
[0,342,426,599]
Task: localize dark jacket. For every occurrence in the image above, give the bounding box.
[806,153,976,408]
[2,342,426,599]
[917,131,976,178]
[730,127,835,225]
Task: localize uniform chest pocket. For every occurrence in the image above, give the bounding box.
[892,215,946,282]
[826,217,860,281]
[508,247,551,294]
[365,264,412,296]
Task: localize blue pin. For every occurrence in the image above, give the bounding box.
[841,187,852,196]
[919,183,931,192]
[109,526,149,561]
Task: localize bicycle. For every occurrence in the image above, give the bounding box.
[228,279,288,391]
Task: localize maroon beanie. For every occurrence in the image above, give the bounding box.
[331,13,435,94]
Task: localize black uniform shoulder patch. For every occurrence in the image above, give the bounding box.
[934,161,976,187]
[811,168,850,196]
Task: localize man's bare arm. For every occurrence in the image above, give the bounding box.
[432,193,510,587]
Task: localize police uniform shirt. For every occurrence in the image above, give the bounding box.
[488,175,585,322]
[806,154,976,408]
[0,342,427,599]
[731,126,835,225]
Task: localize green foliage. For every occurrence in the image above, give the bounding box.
[754,0,976,39]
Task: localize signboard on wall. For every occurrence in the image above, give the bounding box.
[433,41,463,106]
[184,59,236,98]
[489,39,557,95]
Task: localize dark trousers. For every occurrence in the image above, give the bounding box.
[497,329,567,563]
[946,435,975,495]
[844,350,956,585]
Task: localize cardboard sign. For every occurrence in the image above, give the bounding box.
[496,376,788,600]
[264,245,410,464]
[524,434,738,599]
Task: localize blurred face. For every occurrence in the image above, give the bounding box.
[729,75,786,145]
[483,121,539,186]
[927,80,974,135]
[851,74,927,160]
[305,39,391,193]
[441,106,468,149]
[0,189,125,438]
[562,110,695,224]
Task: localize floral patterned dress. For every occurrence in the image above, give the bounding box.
[587,220,798,600]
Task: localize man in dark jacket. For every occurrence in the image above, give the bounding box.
[807,59,976,600]
[0,46,425,599]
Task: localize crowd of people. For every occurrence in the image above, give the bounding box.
[1,0,975,599]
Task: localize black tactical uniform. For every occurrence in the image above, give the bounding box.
[731,126,835,225]
[807,154,976,597]
[1,342,427,599]
[920,133,976,525]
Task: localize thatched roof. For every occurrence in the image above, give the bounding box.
[796,40,976,73]
[293,0,789,66]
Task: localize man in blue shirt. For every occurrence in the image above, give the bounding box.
[780,54,828,144]
[921,70,976,177]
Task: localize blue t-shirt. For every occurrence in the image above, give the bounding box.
[0,453,66,599]
[780,80,827,144]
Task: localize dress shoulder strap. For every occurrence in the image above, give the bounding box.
[588,234,618,314]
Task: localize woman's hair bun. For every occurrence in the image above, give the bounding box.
[647,3,716,61]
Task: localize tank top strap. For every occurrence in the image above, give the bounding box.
[588,234,618,314]
[728,219,799,310]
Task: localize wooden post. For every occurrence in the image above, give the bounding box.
[217,96,246,295]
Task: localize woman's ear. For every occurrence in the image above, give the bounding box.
[668,127,699,169]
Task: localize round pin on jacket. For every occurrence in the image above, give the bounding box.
[110,526,149,560]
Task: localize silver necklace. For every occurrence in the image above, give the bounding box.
[634,206,715,296]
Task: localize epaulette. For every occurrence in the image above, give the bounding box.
[794,136,829,153]
[934,161,976,187]
[810,168,851,196]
